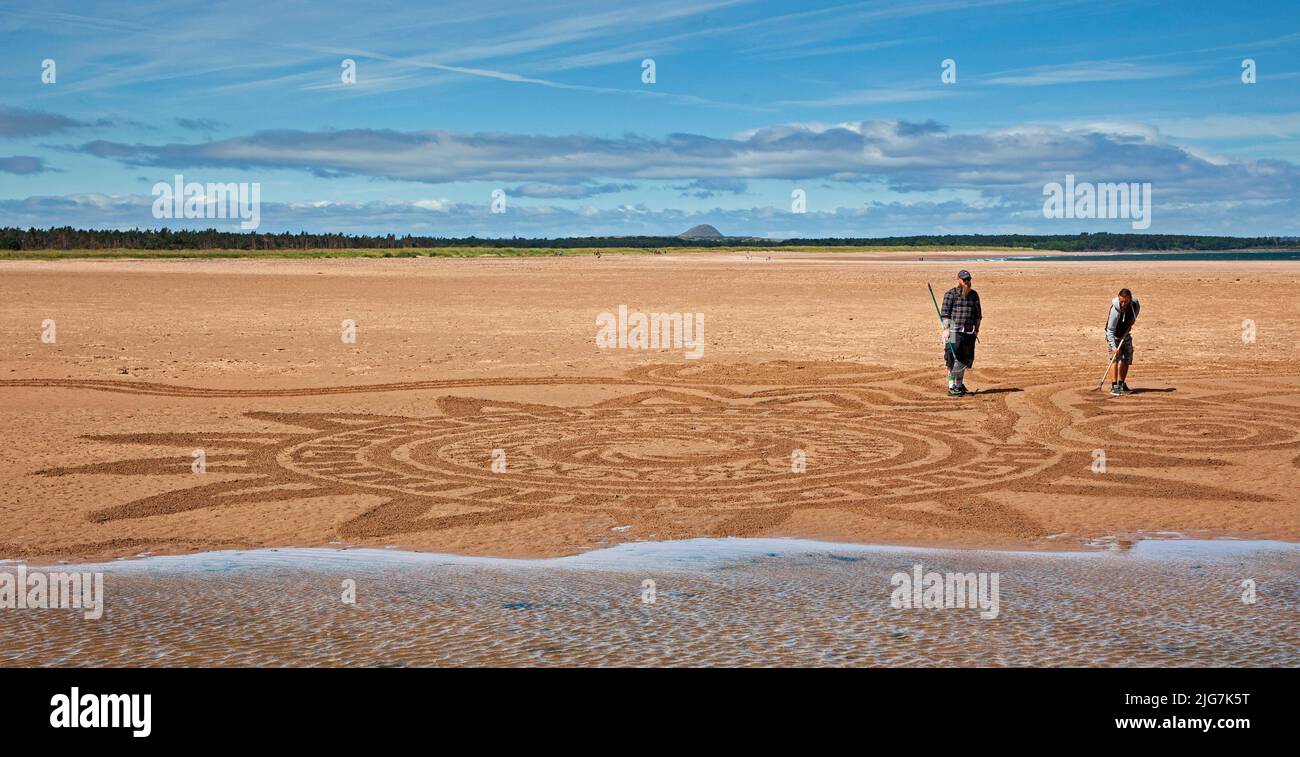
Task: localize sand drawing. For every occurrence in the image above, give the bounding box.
[24,361,1285,544]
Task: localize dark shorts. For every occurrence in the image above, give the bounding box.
[944,331,976,369]
[1113,334,1134,363]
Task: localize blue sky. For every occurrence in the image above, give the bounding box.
[1,0,1298,237]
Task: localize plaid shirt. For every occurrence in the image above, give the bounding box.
[941,286,982,333]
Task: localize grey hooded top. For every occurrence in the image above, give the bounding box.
[1105,296,1140,349]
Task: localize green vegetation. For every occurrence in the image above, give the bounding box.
[1,227,1294,259]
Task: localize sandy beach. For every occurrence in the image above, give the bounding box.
[1,252,1298,563]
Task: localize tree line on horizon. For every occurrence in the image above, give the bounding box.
[1,227,1295,251]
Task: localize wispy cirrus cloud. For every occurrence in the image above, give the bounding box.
[13,0,756,104]
[775,85,952,107]
[983,60,1191,86]
[759,37,916,60]
[290,50,754,107]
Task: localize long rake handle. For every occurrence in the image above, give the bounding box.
[928,283,964,375]
[1095,327,1134,390]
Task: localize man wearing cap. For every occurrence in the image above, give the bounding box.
[940,270,981,396]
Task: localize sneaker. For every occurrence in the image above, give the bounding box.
[956,384,972,396]
[1110,382,1122,396]
[1118,381,1132,393]
[947,386,963,397]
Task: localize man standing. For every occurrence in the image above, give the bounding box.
[1106,288,1140,395]
[940,269,981,396]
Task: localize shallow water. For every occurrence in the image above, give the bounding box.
[967,250,1300,262]
[1,538,1295,667]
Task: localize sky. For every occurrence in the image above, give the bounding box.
[1,0,1298,238]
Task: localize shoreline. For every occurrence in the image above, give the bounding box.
[7,534,1299,572]
[4,535,1294,668]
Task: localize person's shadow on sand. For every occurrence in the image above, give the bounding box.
[1127,387,1177,394]
[977,387,1022,395]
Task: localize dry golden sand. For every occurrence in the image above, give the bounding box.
[1,252,1297,562]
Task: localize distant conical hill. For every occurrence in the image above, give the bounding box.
[678,224,724,240]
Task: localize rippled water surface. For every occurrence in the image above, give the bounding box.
[2,538,1295,667]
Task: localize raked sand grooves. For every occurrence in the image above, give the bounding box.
[0,253,1297,562]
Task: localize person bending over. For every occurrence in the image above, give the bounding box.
[1106,288,1140,395]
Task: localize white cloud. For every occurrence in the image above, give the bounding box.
[70,118,1300,209]
[5,191,1297,238]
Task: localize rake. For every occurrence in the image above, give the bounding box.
[1095,325,1135,391]
[927,283,968,381]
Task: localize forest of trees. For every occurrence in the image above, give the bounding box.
[0,226,1295,252]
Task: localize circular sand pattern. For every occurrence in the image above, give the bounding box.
[1104,416,1290,449]
[425,415,908,486]
[278,405,1057,512]
[1059,390,1300,453]
[36,364,1062,542]
[18,364,1292,550]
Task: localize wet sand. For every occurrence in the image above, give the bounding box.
[2,538,1294,667]
[1,253,1298,561]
